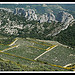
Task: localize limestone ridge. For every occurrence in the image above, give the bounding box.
[13,8,74,25]
[46,11,74,37]
[13,8,57,23]
[56,11,74,28]
[37,13,57,23]
[0,8,74,38]
[14,8,74,37]
[14,8,37,21]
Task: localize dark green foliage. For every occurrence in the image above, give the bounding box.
[51,23,75,48]
[0,37,15,45]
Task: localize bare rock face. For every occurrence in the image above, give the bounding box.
[46,11,75,37]
[14,8,38,21]
[56,11,74,26]
[55,11,74,31]
[47,13,56,22]
[38,13,56,23]
[14,8,25,15]
[37,13,48,23]
[25,9,37,21]
[14,8,57,23]
[14,9,74,25]
[13,9,75,37]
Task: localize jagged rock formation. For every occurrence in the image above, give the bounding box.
[37,13,57,23]
[48,13,57,22]
[56,11,74,30]
[0,8,74,39]
[14,8,57,23]
[37,13,48,23]
[46,11,75,37]
[14,8,25,15]
[56,11,73,23]
[14,8,37,21]
[25,9,37,21]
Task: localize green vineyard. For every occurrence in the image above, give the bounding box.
[0,37,75,71]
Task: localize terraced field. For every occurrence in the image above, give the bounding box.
[0,45,10,50]
[38,45,75,66]
[0,37,75,71]
[0,38,52,65]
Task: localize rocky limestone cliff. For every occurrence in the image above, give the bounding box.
[56,11,74,30]
[14,8,37,21]
[13,8,74,28]
[0,8,74,39]
[56,11,73,23]
[13,8,57,23]
[46,11,75,37]
[37,13,57,23]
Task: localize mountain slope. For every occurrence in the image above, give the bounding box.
[51,22,75,48]
[0,4,75,49]
[0,8,74,39]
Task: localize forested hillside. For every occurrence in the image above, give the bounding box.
[51,22,75,48]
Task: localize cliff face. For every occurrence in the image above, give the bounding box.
[56,11,74,27]
[0,8,74,39]
[14,8,74,25]
[14,8,38,21]
[37,13,57,23]
[48,11,75,36]
[14,8,57,23]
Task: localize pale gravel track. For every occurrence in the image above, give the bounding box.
[1,45,20,52]
[9,38,18,46]
[34,45,58,60]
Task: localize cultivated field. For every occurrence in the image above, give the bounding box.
[0,37,75,71]
[38,45,75,66]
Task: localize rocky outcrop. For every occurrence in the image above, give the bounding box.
[56,11,74,30]
[46,11,75,37]
[56,11,73,23]
[13,8,57,23]
[14,8,25,15]
[47,13,57,22]
[14,8,37,21]
[37,13,57,23]
[56,11,74,27]
[25,9,37,21]
[37,13,48,23]
[0,8,75,38]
